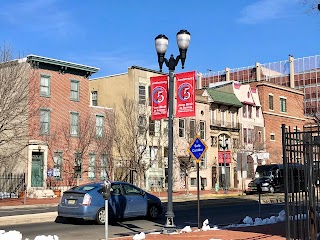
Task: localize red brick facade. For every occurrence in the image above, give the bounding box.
[250,81,309,164]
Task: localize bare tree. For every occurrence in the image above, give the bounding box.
[43,108,114,188]
[0,45,39,173]
[112,97,151,188]
[300,0,320,13]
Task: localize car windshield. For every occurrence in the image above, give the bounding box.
[255,170,271,178]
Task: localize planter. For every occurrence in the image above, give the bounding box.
[53,189,61,197]
[19,191,25,198]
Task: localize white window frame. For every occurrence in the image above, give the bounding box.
[40,108,50,135]
[96,115,104,137]
[280,97,287,113]
[40,74,50,97]
[179,119,185,138]
[70,80,80,101]
[139,84,146,104]
[88,153,96,179]
[100,154,108,180]
[91,91,98,106]
[53,151,62,179]
[70,112,79,136]
[200,120,205,140]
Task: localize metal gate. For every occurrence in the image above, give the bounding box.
[282,124,320,239]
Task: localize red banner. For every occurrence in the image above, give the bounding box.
[150,75,168,120]
[218,150,231,164]
[175,71,196,118]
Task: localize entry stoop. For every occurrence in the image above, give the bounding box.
[28,188,56,198]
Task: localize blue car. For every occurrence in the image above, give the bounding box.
[57,181,163,224]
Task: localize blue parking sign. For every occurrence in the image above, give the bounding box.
[188,136,208,162]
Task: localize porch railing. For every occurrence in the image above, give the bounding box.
[0,173,25,199]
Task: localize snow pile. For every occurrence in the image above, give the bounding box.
[180,226,192,233]
[202,219,210,231]
[132,232,145,240]
[225,210,286,228]
[0,230,59,240]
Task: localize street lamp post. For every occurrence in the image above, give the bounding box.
[154,29,191,234]
[219,135,229,194]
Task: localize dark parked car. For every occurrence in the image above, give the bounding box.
[58,181,163,224]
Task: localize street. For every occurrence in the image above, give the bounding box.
[1,200,284,239]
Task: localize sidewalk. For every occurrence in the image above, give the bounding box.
[0,190,286,240]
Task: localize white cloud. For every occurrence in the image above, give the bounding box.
[0,0,75,37]
[237,0,299,24]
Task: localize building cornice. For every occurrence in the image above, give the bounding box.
[27,54,99,77]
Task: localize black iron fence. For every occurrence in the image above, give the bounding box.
[0,173,25,199]
[282,124,320,239]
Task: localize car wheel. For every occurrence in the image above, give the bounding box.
[148,205,159,219]
[269,186,275,194]
[95,208,105,225]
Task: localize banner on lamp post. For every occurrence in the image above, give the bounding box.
[150,75,168,120]
[175,71,196,118]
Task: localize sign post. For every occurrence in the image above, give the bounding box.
[188,136,208,229]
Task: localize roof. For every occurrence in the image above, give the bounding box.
[27,54,99,75]
[206,88,242,107]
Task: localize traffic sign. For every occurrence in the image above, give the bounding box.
[188,135,208,163]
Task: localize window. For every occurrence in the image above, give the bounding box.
[269,94,274,110]
[179,119,185,137]
[200,121,205,140]
[74,153,82,178]
[211,107,216,125]
[91,91,98,106]
[231,112,236,128]
[123,184,141,195]
[221,110,226,126]
[256,107,260,117]
[40,109,50,135]
[88,154,96,179]
[190,119,195,139]
[248,105,252,118]
[248,129,254,144]
[139,85,146,104]
[70,112,79,136]
[96,115,104,137]
[163,120,168,135]
[138,115,146,135]
[155,120,160,137]
[280,97,287,112]
[70,80,79,101]
[190,178,196,186]
[40,74,50,97]
[149,117,155,136]
[270,133,275,141]
[100,154,108,180]
[243,105,247,118]
[200,153,206,168]
[149,146,158,168]
[201,177,207,188]
[243,128,247,144]
[53,152,62,179]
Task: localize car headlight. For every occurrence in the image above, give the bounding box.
[261,183,269,186]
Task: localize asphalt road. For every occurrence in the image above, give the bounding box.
[1,201,284,240]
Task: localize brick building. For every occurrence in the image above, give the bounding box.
[11,55,113,196]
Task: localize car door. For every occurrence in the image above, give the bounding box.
[108,183,126,219]
[122,183,147,217]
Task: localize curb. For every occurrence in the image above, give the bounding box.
[0,212,57,227]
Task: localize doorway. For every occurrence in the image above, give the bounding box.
[31,152,44,187]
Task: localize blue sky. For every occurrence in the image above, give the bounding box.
[0,0,319,78]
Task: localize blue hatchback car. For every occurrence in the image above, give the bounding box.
[57,181,163,224]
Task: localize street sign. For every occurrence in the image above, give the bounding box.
[188,135,208,163]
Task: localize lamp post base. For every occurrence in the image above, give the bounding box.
[162,216,177,234]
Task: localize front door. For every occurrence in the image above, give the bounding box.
[31,152,43,187]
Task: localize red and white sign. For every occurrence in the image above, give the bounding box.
[218,150,231,164]
[175,71,196,118]
[150,75,168,120]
